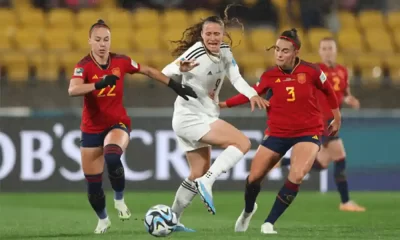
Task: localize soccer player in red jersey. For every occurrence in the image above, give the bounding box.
[219,29,341,234]
[67,19,197,234]
[317,38,364,212]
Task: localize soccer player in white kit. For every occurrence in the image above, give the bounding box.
[161,12,269,231]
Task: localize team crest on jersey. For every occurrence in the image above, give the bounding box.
[319,71,327,83]
[297,73,306,84]
[73,67,83,76]
[112,67,121,77]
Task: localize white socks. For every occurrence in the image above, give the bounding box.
[171,178,197,221]
[201,146,244,185]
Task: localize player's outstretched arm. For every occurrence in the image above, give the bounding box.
[138,64,197,100]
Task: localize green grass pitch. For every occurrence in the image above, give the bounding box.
[1,191,399,240]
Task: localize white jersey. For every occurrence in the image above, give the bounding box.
[162,41,258,152]
[162,41,257,118]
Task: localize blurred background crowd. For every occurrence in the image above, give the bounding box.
[0,0,398,108]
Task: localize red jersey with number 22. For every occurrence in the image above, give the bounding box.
[72,52,140,133]
[226,60,339,137]
[316,63,348,121]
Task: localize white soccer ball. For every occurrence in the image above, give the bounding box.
[144,204,178,237]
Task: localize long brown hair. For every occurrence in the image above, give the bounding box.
[171,4,244,57]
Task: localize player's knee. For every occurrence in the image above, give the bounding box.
[232,137,251,154]
[288,167,307,184]
[104,144,124,178]
[248,172,264,185]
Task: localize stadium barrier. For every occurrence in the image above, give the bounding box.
[0,108,399,192]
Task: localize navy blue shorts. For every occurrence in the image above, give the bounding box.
[80,123,130,148]
[322,118,340,144]
[261,135,321,156]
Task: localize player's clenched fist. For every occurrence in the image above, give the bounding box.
[168,79,198,101]
[95,74,119,90]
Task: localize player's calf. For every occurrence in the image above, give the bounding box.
[104,144,131,220]
[172,178,197,230]
[85,173,111,233]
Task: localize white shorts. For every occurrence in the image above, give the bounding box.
[172,98,219,152]
[282,147,293,159]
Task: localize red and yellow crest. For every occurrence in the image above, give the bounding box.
[112,67,121,77]
[297,73,306,84]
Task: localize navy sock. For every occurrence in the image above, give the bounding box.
[104,144,125,200]
[334,158,350,203]
[244,177,261,213]
[265,180,299,224]
[312,159,325,171]
[85,173,107,219]
[280,158,290,167]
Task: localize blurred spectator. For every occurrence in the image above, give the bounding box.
[0,0,11,7]
[244,0,279,29]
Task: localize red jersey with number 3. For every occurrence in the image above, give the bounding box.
[316,63,348,121]
[72,52,140,133]
[225,59,339,137]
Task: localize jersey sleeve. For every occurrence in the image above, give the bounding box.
[224,48,258,99]
[313,66,339,109]
[162,42,203,81]
[125,56,141,74]
[71,64,87,80]
[226,72,270,107]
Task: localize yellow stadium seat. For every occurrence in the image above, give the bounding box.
[227,28,250,53]
[103,10,132,30]
[250,28,276,52]
[3,52,29,82]
[387,11,400,31]
[18,9,46,28]
[76,10,106,29]
[337,30,365,53]
[29,53,59,81]
[236,52,269,82]
[150,52,174,71]
[132,9,159,29]
[163,9,190,29]
[125,51,148,81]
[0,9,18,29]
[43,28,73,52]
[14,28,43,51]
[338,11,358,30]
[358,10,385,30]
[300,53,320,64]
[110,29,132,52]
[364,29,394,53]
[355,54,382,86]
[0,28,14,51]
[48,9,75,29]
[61,51,89,79]
[132,28,161,51]
[383,55,400,82]
[191,9,214,24]
[307,28,334,51]
[72,29,90,50]
[162,28,185,52]
[13,0,34,11]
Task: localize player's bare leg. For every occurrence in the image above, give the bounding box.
[194,119,251,215]
[172,146,210,232]
[103,128,131,221]
[326,139,366,212]
[262,142,319,234]
[235,144,281,232]
[82,147,111,234]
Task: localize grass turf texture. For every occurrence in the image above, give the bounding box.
[1,191,399,240]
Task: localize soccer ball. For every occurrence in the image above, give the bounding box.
[144,204,178,237]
